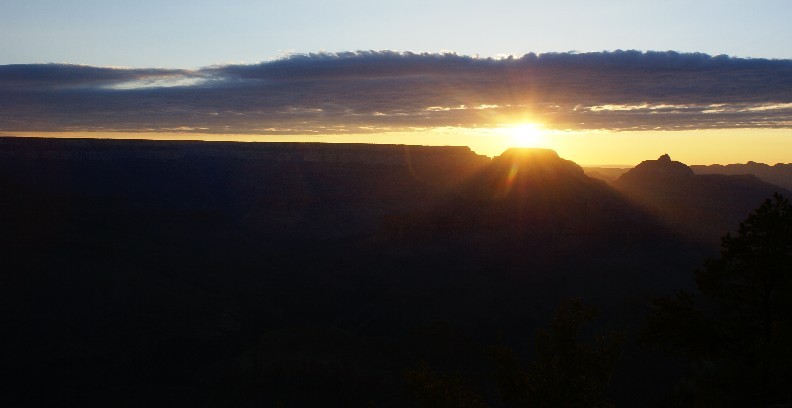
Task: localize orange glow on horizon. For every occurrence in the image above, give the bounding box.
[3,127,792,166]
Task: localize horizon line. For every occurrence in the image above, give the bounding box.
[3,132,790,167]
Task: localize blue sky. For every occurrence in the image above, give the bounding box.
[2,0,791,68]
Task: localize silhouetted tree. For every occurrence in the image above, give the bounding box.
[492,298,622,408]
[643,193,792,406]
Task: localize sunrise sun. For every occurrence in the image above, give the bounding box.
[505,123,548,148]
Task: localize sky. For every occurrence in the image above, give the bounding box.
[3,0,791,67]
[1,0,792,164]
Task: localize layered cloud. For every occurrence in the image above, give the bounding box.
[1,50,791,134]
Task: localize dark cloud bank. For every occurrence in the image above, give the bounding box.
[1,50,791,134]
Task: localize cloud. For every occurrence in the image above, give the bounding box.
[0,63,198,90]
[1,51,791,134]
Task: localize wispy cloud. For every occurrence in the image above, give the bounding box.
[1,51,791,134]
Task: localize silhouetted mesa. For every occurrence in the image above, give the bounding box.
[378,148,692,303]
[0,137,489,241]
[619,153,694,181]
[0,138,722,406]
[586,159,792,191]
[691,161,792,191]
[615,154,790,245]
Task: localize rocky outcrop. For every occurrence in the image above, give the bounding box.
[1,139,703,407]
[615,155,790,245]
[0,137,489,183]
[691,161,792,191]
[380,148,675,262]
[0,137,491,241]
[618,154,694,182]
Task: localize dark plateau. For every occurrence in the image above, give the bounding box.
[2,137,790,407]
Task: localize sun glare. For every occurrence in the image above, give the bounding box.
[505,123,547,148]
